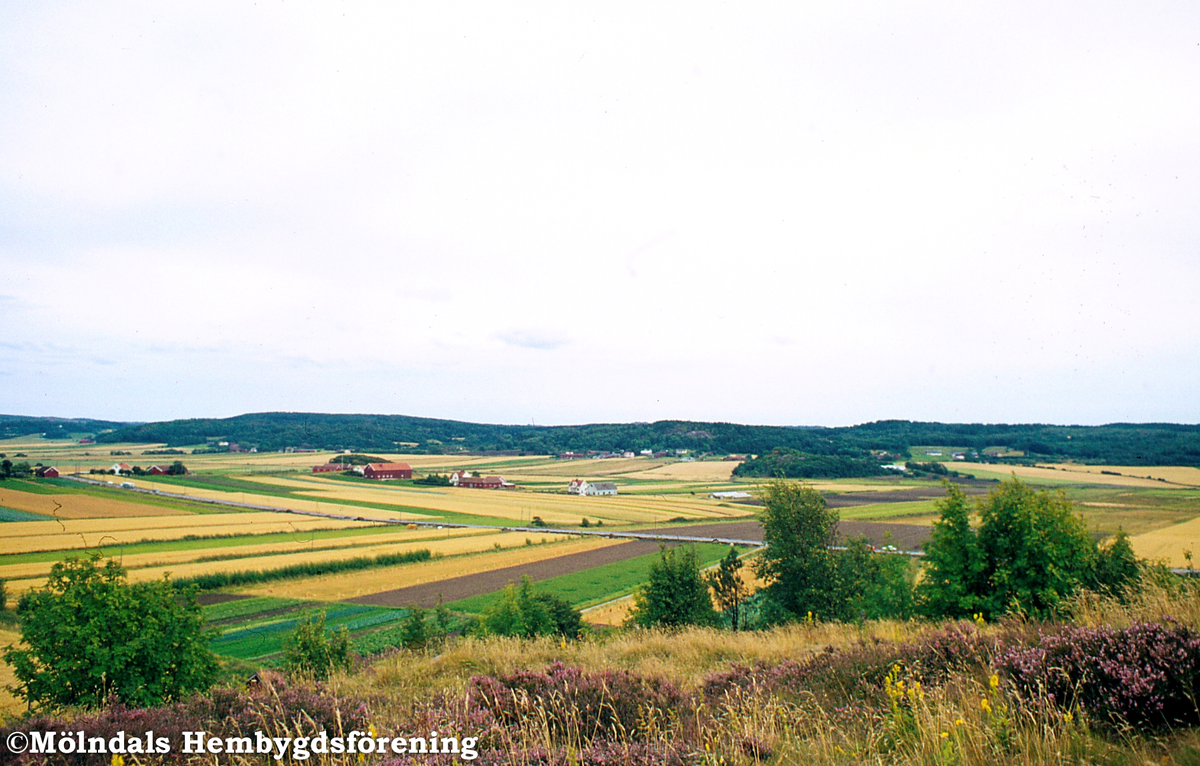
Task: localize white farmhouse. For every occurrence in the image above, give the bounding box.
[585,481,618,496]
[567,478,589,495]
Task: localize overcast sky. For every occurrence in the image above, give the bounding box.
[1,2,1197,427]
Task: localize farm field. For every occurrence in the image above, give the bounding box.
[3,437,1199,682]
[236,535,609,601]
[954,461,1178,488]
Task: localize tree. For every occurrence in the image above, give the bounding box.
[916,483,984,619]
[478,576,583,638]
[834,536,916,621]
[630,545,718,628]
[282,612,352,680]
[705,547,748,630]
[754,480,839,620]
[1091,529,1141,597]
[4,556,217,709]
[400,607,429,650]
[975,478,1095,619]
[168,460,188,475]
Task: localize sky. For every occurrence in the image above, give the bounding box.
[1,2,1198,427]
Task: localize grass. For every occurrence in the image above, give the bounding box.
[0,507,52,522]
[446,542,734,614]
[202,596,306,623]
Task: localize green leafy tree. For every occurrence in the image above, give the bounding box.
[975,478,1096,618]
[282,612,352,680]
[630,545,718,628]
[916,483,984,618]
[835,537,916,621]
[705,547,748,630]
[1091,529,1141,597]
[4,556,217,709]
[478,576,582,637]
[754,480,839,620]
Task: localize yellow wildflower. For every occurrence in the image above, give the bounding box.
[989,674,1000,691]
[981,698,992,714]
[940,732,949,738]
[954,718,965,726]
[111,756,125,766]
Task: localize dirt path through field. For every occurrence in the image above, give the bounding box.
[349,539,665,609]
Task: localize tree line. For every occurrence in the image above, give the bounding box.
[629,477,1146,630]
[75,412,1200,467]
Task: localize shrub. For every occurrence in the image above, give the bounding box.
[282,612,353,680]
[477,576,583,638]
[997,620,1200,729]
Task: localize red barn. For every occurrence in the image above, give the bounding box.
[313,464,350,473]
[362,462,413,480]
[36,466,60,478]
[458,475,513,489]
[148,465,169,475]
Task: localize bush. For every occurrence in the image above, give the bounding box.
[629,545,718,628]
[998,620,1200,729]
[282,612,353,680]
[3,555,216,709]
[478,576,583,638]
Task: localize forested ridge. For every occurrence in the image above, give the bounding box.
[0,412,1182,467]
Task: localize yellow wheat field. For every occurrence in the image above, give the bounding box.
[216,474,754,526]
[0,487,187,519]
[240,535,616,601]
[0,625,21,715]
[1131,517,1200,568]
[1044,464,1200,487]
[3,531,585,595]
[625,461,742,482]
[0,526,494,582]
[0,512,372,556]
[954,462,1169,488]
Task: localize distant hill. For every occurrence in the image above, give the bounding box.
[0,415,128,441]
[68,412,1200,468]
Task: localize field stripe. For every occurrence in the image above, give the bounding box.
[348,540,667,609]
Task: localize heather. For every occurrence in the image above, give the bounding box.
[6,581,1200,764]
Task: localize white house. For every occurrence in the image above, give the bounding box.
[449,470,473,486]
[584,481,618,496]
[567,478,589,495]
[709,490,752,499]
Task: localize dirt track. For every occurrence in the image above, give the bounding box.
[349,539,667,609]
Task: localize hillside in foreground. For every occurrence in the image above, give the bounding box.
[3,581,1200,765]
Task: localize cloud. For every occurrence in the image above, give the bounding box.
[496,331,570,351]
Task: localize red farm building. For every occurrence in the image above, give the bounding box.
[457,475,513,490]
[362,462,413,480]
[312,463,350,473]
[36,466,60,478]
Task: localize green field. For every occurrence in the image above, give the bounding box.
[446,542,734,614]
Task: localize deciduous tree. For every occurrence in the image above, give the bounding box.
[4,556,217,709]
